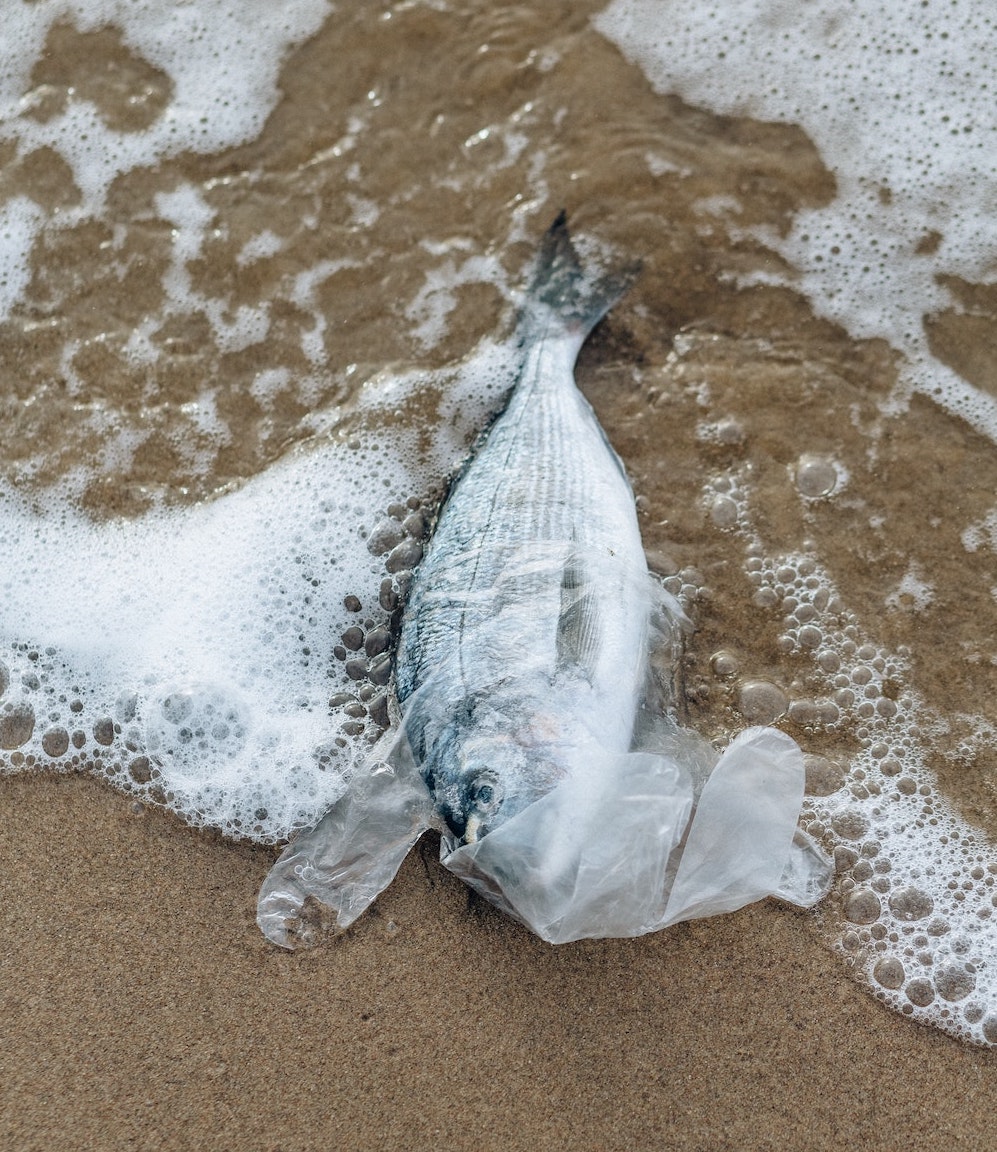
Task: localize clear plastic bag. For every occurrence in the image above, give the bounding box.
[444,725,828,943]
[258,720,831,947]
[257,736,436,948]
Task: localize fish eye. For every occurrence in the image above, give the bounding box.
[469,776,501,813]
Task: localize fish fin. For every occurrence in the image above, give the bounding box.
[526,210,641,339]
[256,755,434,949]
[556,555,602,681]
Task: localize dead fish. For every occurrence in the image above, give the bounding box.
[257,214,831,948]
[394,211,649,848]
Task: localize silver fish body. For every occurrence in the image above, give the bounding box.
[396,214,653,849]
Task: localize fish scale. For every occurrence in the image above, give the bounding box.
[400,329,646,712]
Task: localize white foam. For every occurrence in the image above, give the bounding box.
[596,0,997,438]
[962,508,997,555]
[885,564,935,614]
[291,258,360,367]
[237,230,285,268]
[406,251,509,349]
[0,342,517,842]
[0,197,44,318]
[250,367,292,407]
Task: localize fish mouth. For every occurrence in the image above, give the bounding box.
[463,812,485,844]
[438,801,468,843]
[437,805,490,847]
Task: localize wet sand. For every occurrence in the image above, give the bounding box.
[2,771,995,1150]
[4,3,997,1145]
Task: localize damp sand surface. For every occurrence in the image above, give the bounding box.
[3,771,996,1152]
[3,1,997,1144]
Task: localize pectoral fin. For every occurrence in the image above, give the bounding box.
[556,556,602,681]
[257,753,435,949]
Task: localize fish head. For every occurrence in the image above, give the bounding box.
[422,713,570,849]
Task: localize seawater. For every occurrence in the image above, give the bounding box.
[2,0,997,1045]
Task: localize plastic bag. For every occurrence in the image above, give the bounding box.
[257,739,435,948]
[445,725,827,943]
[257,720,831,947]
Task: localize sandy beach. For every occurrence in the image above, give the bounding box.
[4,3,997,1145]
[3,770,995,1151]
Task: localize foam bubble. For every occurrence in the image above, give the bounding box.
[794,454,841,500]
[737,679,788,725]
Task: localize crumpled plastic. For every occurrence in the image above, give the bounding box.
[257,734,434,949]
[445,725,826,943]
[257,719,832,948]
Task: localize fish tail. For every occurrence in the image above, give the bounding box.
[525,210,641,339]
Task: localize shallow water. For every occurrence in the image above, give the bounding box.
[3,0,997,1044]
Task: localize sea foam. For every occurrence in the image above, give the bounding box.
[0,340,516,841]
[0,0,330,320]
[596,0,997,437]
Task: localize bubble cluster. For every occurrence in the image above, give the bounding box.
[323,494,437,742]
[702,463,997,1046]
